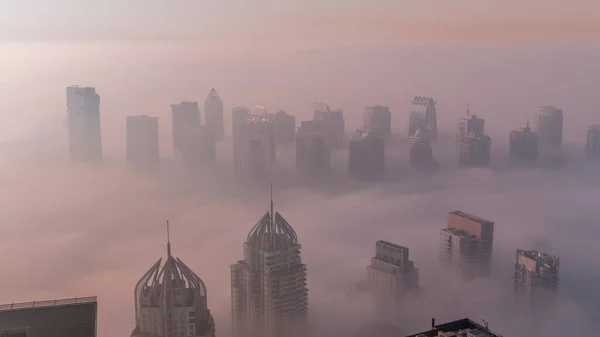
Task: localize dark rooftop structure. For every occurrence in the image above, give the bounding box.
[0,297,97,337]
[449,211,494,226]
[406,318,503,337]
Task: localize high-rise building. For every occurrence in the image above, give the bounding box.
[585,124,600,158]
[171,101,201,154]
[457,134,491,167]
[268,109,296,144]
[408,110,425,138]
[0,296,97,337]
[348,130,385,180]
[234,111,275,178]
[232,106,251,142]
[439,211,494,280]
[204,88,224,140]
[313,102,345,146]
[296,120,330,173]
[180,125,217,169]
[456,114,485,146]
[509,122,538,165]
[410,96,437,141]
[406,318,503,337]
[535,106,563,153]
[131,229,215,337]
[126,115,159,167]
[514,249,560,302]
[66,86,102,161]
[363,105,391,137]
[409,128,434,165]
[231,193,308,337]
[367,241,419,298]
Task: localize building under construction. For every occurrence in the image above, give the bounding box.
[231,194,308,337]
[348,129,385,180]
[439,211,494,280]
[363,105,391,137]
[296,120,330,173]
[234,108,275,179]
[268,109,296,144]
[586,124,600,158]
[410,96,437,140]
[514,249,560,304]
[313,102,345,146]
[509,122,538,165]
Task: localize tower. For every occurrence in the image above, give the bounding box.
[132,223,215,337]
[348,130,385,180]
[535,106,563,153]
[171,101,201,155]
[586,124,600,158]
[268,109,296,144]
[363,106,391,137]
[234,110,275,178]
[66,86,102,161]
[456,109,490,167]
[204,89,224,140]
[410,96,437,141]
[296,120,330,174]
[409,128,434,165]
[509,122,538,165]
[230,187,308,337]
[313,102,345,146]
[514,249,559,308]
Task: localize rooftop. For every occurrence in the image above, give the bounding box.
[0,297,97,312]
[406,318,502,337]
[376,240,408,251]
[441,227,475,239]
[517,249,560,268]
[449,211,494,226]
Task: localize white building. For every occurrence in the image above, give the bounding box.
[231,194,308,337]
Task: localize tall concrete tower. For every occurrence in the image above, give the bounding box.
[231,189,308,337]
[535,106,563,153]
[66,86,102,161]
[171,101,201,155]
[509,122,538,165]
[204,89,224,140]
[131,224,216,337]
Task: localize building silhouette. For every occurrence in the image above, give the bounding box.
[348,130,385,180]
[409,128,434,165]
[586,124,600,158]
[231,190,308,337]
[509,122,538,165]
[439,211,494,280]
[66,86,102,161]
[406,318,503,337]
[131,226,215,337]
[171,101,201,155]
[456,111,490,167]
[535,106,563,153]
[363,105,391,137]
[514,249,559,304]
[296,120,330,173]
[126,115,159,167]
[234,110,275,178]
[204,89,224,140]
[410,96,437,141]
[0,297,97,337]
[268,109,296,144]
[313,102,345,146]
[456,114,485,145]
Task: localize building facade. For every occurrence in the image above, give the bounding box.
[409,128,434,165]
[457,135,491,167]
[348,130,385,180]
[0,297,97,337]
[535,106,563,153]
[234,112,276,178]
[410,96,437,141]
[313,102,345,146]
[296,120,330,173]
[132,236,215,337]
[171,101,201,155]
[439,211,494,280]
[363,105,391,137]
[204,89,224,140]
[456,115,485,146]
[367,241,419,299]
[230,198,308,337]
[509,123,538,165]
[586,124,600,158]
[66,86,102,161]
[126,115,160,167]
[514,249,560,303]
[268,109,296,144]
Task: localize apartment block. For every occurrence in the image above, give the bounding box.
[514,249,559,304]
[367,241,419,298]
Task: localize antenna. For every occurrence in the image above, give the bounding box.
[270,182,274,224]
[466,104,470,116]
[166,220,171,256]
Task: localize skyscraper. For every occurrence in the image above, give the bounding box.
[585,124,600,158]
[234,111,275,178]
[232,106,251,143]
[313,102,345,146]
[456,111,490,167]
[367,240,419,298]
[296,120,330,173]
[268,109,296,144]
[439,211,494,280]
[126,115,160,167]
[363,105,391,137]
[509,122,538,165]
[0,296,97,337]
[132,227,215,337]
[410,96,437,141]
[535,106,563,153]
[407,109,425,138]
[409,128,434,165]
[171,101,201,154]
[348,130,385,180]
[514,249,560,301]
[204,89,224,140]
[231,191,308,337]
[66,86,102,161]
[456,114,485,145]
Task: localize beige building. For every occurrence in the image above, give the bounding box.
[367,240,419,298]
[439,211,494,280]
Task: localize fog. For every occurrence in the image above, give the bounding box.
[1,44,600,337]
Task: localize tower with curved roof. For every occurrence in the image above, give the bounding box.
[131,224,215,337]
[231,189,308,337]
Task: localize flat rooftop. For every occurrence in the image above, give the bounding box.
[376,240,408,251]
[449,211,494,225]
[441,227,475,239]
[0,297,97,312]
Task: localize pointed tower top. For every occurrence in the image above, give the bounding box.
[166,220,171,256]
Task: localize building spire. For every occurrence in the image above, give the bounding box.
[166,220,171,256]
[466,104,470,116]
[270,182,274,224]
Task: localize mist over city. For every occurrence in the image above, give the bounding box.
[2,2,600,337]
